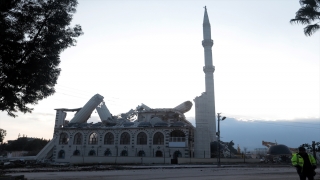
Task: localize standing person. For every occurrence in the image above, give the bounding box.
[291,147,317,180]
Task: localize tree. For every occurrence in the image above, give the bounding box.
[227,140,238,155]
[210,140,238,158]
[0,129,6,144]
[300,142,320,152]
[0,0,83,117]
[290,0,320,36]
[300,143,313,151]
[4,137,49,156]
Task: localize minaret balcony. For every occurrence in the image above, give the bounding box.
[203,66,215,73]
[202,39,213,47]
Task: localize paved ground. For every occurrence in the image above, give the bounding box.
[6,165,320,180]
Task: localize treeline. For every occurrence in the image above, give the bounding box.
[300,142,320,152]
[0,137,49,156]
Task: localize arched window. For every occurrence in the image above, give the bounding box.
[173,151,182,159]
[137,132,147,145]
[59,133,69,145]
[89,132,98,145]
[138,150,145,157]
[153,132,164,145]
[73,150,80,156]
[73,133,82,145]
[155,151,163,157]
[88,150,96,156]
[104,149,112,156]
[170,130,185,142]
[120,132,130,145]
[120,150,128,156]
[104,133,114,145]
[58,150,65,159]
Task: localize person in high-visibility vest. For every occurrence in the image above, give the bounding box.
[291,147,317,180]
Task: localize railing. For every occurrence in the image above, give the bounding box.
[169,137,185,142]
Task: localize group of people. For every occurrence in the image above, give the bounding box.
[291,147,317,180]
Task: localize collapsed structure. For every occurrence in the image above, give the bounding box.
[36,7,218,163]
[35,93,194,163]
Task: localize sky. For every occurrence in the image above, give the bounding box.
[0,0,319,150]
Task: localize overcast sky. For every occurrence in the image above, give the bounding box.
[1,0,319,147]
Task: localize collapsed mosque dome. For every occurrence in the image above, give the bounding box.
[267,144,291,155]
[135,101,193,127]
[63,94,194,128]
[173,101,193,113]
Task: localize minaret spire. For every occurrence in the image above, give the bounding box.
[203,6,211,40]
[202,7,214,92]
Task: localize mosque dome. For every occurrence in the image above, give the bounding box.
[171,121,185,127]
[123,122,134,127]
[154,122,168,127]
[150,117,163,125]
[267,144,291,155]
[138,122,151,127]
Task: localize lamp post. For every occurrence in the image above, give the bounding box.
[217,113,226,167]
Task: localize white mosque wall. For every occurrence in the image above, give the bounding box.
[52,127,193,163]
[54,110,67,128]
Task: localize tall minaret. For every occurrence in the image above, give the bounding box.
[202,6,215,94]
[194,6,217,158]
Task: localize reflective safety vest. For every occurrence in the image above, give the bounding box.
[291,153,316,167]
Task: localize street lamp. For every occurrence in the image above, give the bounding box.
[217,113,226,167]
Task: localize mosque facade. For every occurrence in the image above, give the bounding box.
[36,8,217,163]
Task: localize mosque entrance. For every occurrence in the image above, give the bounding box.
[171,150,182,164]
[173,151,182,159]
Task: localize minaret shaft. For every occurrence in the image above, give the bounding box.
[194,7,217,158]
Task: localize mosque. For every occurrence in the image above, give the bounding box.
[36,7,218,164]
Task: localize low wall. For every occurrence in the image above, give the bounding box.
[178,158,260,164]
[65,156,260,165]
[69,156,171,165]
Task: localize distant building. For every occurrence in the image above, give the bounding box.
[7,151,28,158]
[252,148,268,158]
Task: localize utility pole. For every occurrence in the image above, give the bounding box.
[312,141,316,160]
[217,113,221,167]
[243,147,247,163]
[217,113,226,167]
